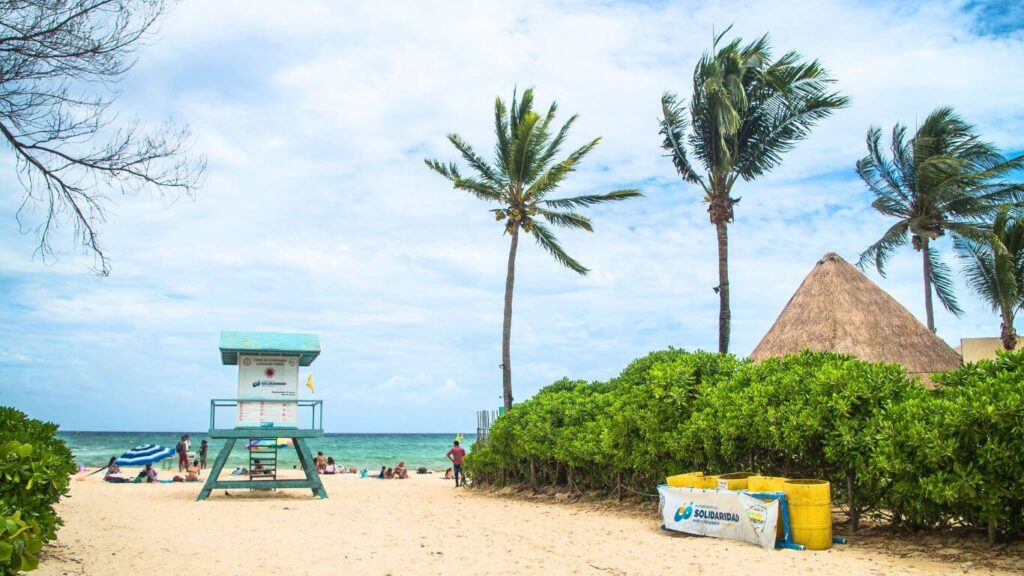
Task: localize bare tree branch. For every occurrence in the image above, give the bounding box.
[0,0,206,274]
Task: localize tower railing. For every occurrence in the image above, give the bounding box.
[208,399,323,434]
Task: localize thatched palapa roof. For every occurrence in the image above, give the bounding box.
[750,252,961,376]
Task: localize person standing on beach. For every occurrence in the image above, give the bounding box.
[175,435,189,472]
[199,439,208,470]
[446,440,466,487]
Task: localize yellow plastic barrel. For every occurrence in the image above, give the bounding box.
[748,476,789,539]
[783,479,832,550]
[666,471,704,488]
[748,475,788,492]
[716,472,754,490]
[692,475,719,489]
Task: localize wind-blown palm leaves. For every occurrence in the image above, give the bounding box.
[425,88,641,411]
[856,107,1024,332]
[659,27,848,353]
[956,208,1024,350]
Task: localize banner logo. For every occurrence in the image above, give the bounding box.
[674,503,694,521]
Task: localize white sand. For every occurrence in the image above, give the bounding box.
[37,470,1015,575]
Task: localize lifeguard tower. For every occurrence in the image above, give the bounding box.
[197,331,327,501]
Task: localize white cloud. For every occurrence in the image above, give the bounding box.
[1,0,1022,431]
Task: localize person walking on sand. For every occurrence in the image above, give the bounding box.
[199,439,208,470]
[446,440,466,487]
[175,435,189,472]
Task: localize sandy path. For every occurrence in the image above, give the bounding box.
[38,471,1009,576]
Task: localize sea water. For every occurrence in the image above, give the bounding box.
[59,431,474,472]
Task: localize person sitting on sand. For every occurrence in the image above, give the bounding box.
[443,468,454,480]
[102,456,128,483]
[394,461,408,479]
[315,451,327,473]
[323,457,337,474]
[385,467,394,479]
[252,459,266,477]
[186,459,201,482]
[136,464,158,483]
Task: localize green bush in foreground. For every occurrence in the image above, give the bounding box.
[871,352,1024,538]
[465,348,1024,541]
[0,408,77,575]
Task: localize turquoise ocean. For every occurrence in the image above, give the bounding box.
[59,432,474,472]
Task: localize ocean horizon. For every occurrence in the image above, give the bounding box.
[59,431,475,471]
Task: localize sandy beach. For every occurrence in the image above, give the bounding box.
[35,469,1019,576]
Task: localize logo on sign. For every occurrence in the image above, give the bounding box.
[674,502,694,522]
[265,367,276,378]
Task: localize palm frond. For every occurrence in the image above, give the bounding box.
[927,245,963,316]
[523,137,600,201]
[494,96,511,176]
[956,234,1004,314]
[451,176,505,203]
[857,220,909,275]
[447,134,505,186]
[659,92,706,190]
[541,189,642,210]
[536,113,578,173]
[538,209,593,231]
[508,110,542,191]
[423,158,461,181]
[530,221,588,275]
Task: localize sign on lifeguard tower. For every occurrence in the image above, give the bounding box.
[197,331,327,501]
[236,355,299,427]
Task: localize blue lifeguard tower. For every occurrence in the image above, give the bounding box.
[197,331,327,501]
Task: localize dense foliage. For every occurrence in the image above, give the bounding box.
[465,348,1024,541]
[0,408,77,575]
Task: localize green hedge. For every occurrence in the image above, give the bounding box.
[464,348,1024,541]
[0,408,77,575]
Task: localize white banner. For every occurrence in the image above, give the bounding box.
[659,486,779,551]
[236,355,299,427]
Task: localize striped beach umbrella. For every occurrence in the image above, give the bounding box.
[115,444,176,466]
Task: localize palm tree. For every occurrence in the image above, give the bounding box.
[856,107,1024,332]
[425,88,641,411]
[956,207,1024,350]
[659,27,848,354]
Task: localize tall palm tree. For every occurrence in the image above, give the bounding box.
[856,107,1024,332]
[956,207,1024,350]
[659,27,848,354]
[425,88,641,411]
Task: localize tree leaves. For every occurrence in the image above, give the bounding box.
[466,348,1024,539]
[425,88,641,274]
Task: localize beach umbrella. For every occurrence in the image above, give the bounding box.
[114,444,176,466]
[243,438,292,450]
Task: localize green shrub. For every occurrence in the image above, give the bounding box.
[0,408,77,575]
[466,347,1024,541]
[872,351,1024,538]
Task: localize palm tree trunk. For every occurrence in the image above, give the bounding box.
[716,220,731,354]
[922,239,935,332]
[501,226,519,412]
[1000,312,1017,350]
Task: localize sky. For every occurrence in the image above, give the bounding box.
[1,0,1023,433]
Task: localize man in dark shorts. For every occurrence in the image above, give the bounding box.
[199,439,208,470]
[446,440,466,487]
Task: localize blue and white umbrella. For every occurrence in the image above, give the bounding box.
[115,444,176,466]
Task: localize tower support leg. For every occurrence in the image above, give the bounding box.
[197,438,236,501]
[294,437,327,498]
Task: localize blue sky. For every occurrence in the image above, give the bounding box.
[1,0,1023,432]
